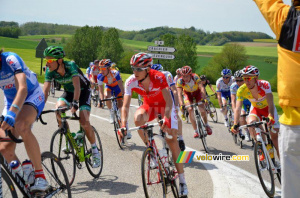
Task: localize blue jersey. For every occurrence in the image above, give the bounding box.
[86,66,91,74]
[0,52,39,101]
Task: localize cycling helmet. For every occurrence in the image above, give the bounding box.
[234,70,243,78]
[176,68,182,75]
[89,62,94,66]
[99,59,112,67]
[151,64,164,71]
[200,75,206,80]
[181,66,192,75]
[43,46,65,59]
[130,52,153,67]
[221,69,232,76]
[241,65,259,76]
[111,62,116,67]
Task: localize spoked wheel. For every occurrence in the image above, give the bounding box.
[227,109,233,133]
[84,126,103,178]
[113,112,125,149]
[232,132,237,145]
[42,151,72,198]
[92,95,99,107]
[141,147,166,198]
[165,169,179,198]
[196,116,209,153]
[1,168,18,198]
[50,129,76,186]
[271,156,281,185]
[254,142,275,197]
[208,101,218,123]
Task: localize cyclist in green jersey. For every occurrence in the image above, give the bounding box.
[42,46,101,168]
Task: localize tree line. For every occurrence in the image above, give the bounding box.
[0,21,21,38]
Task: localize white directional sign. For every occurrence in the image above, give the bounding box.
[148,46,176,53]
[150,53,175,60]
[155,40,164,45]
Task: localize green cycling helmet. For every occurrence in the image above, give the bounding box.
[43,46,65,59]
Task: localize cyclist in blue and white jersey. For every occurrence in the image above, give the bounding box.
[230,70,251,141]
[151,64,186,151]
[86,62,93,80]
[0,50,49,192]
[216,68,234,127]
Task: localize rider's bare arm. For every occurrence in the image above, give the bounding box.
[12,73,27,114]
[198,82,206,100]
[231,94,237,111]
[233,100,243,125]
[118,79,124,95]
[43,81,51,102]
[217,92,222,108]
[72,76,81,101]
[177,87,184,107]
[170,85,179,107]
[266,93,275,118]
[99,84,104,100]
[162,88,172,119]
[121,94,131,127]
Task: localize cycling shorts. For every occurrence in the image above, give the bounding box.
[2,86,45,119]
[183,90,202,105]
[105,85,122,100]
[139,102,178,130]
[242,99,251,114]
[249,106,280,129]
[58,89,91,111]
[221,91,231,103]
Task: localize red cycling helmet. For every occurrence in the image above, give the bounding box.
[130,52,153,67]
[181,66,192,75]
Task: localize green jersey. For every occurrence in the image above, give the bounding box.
[45,61,90,92]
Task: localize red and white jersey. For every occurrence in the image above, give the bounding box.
[90,65,100,76]
[124,69,168,104]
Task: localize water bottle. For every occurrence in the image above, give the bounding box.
[71,130,84,146]
[266,144,274,158]
[159,149,169,168]
[22,159,35,185]
[10,160,24,178]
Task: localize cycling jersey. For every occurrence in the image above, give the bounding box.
[98,70,122,99]
[237,80,272,109]
[173,75,180,86]
[216,76,234,93]
[45,61,90,92]
[86,66,91,80]
[90,65,100,76]
[162,71,175,88]
[176,73,201,92]
[230,82,251,112]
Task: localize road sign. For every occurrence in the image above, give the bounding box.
[155,40,164,45]
[150,53,175,60]
[148,46,176,53]
[35,38,48,58]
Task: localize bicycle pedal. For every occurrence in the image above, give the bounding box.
[32,190,47,197]
[76,163,83,169]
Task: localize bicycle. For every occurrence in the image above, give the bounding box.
[185,101,209,153]
[48,79,55,98]
[39,107,103,186]
[91,83,99,107]
[0,126,71,197]
[223,100,233,133]
[101,96,125,150]
[231,114,248,149]
[239,117,281,197]
[205,94,218,123]
[124,117,180,198]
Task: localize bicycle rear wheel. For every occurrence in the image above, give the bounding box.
[84,126,103,178]
[208,101,218,123]
[254,142,275,197]
[113,112,125,149]
[42,151,71,198]
[141,147,166,198]
[50,129,76,186]
[1,168,18,198]
[196,116,209,153]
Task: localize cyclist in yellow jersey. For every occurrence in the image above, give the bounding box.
[231,66,280,158]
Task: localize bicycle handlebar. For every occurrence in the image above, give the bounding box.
[100,96,123,102]
[0,116,23,143]
[239,117,270,129]
[39,106,80,125]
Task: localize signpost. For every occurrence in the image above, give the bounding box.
[154,40,164,45]
[149,53,175,60]
[148,40,176,64]
[35,38,48,75]
[147,46,176,53]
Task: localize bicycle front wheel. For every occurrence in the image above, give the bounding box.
[254,142,275,197]
[196,116,209,153]
[84,126,103,178]
[141,147,166,198]
[208,101,218,123]
[50,129,76,186]
[1,168,18,198]
[113,112,125,150]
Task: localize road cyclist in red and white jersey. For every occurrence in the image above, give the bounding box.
[151,64,186,151]
[119,52,188,196]
[231,65,280,160]
[90,60,100,96]
[177,66,213,138]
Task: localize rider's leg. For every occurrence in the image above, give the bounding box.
[55,99,70,128]
[79,109,96,145]
[247,115,259,140]
[0,129,18,163]
[134,108,149,145]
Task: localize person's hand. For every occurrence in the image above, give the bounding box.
[1,111,16,131]
[117,126,127,140]
[267,115,275,126]
[98,100,104,108]
[180,105,185,111]
[160,116,171,133]
[71,100,79,114]
[231,124,239,134]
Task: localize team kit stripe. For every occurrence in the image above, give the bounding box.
[176,151,196,163]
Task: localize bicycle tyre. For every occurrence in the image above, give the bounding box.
[85,126,103,178]
[50,129,76,186]
[254,142,275,197]
[113,112,125,150]
[232,132,237,145]
[1,168,18,198]
[169,175,179,198]
[41,151,72,198]
[271,157,281,184]
[208,101,218,123]
[141,147,166,198]
[196,116,209,153]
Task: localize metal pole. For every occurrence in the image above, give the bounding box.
[40,58,43,76]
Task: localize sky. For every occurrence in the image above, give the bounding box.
[0,0,292,38]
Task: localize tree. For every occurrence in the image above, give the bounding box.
[65,26,103,68]
[201,43,248,83]
[98,28,124,62]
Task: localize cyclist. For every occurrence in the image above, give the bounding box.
[174,68,186,122]
[216,68,234,127]
[42,46,101,168]
[151,64,186,151]
[120,52,188,196]
[230,70,251,141]
[86,62,93,80]
[90,60,100,96]
[97,59,125,126]
[177,66,212,138]
[231,66,280,158]
[200,75,216,96]
[111,62,119,71]
[0,50,49,191]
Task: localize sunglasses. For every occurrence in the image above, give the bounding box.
[99,66,107,71]
[223,76,230,79]
[243,76,256,81]
[44,59,57,63]
[131,66,148,72]
[236,80,244,82]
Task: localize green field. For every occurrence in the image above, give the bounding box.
[254,39,277,43]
